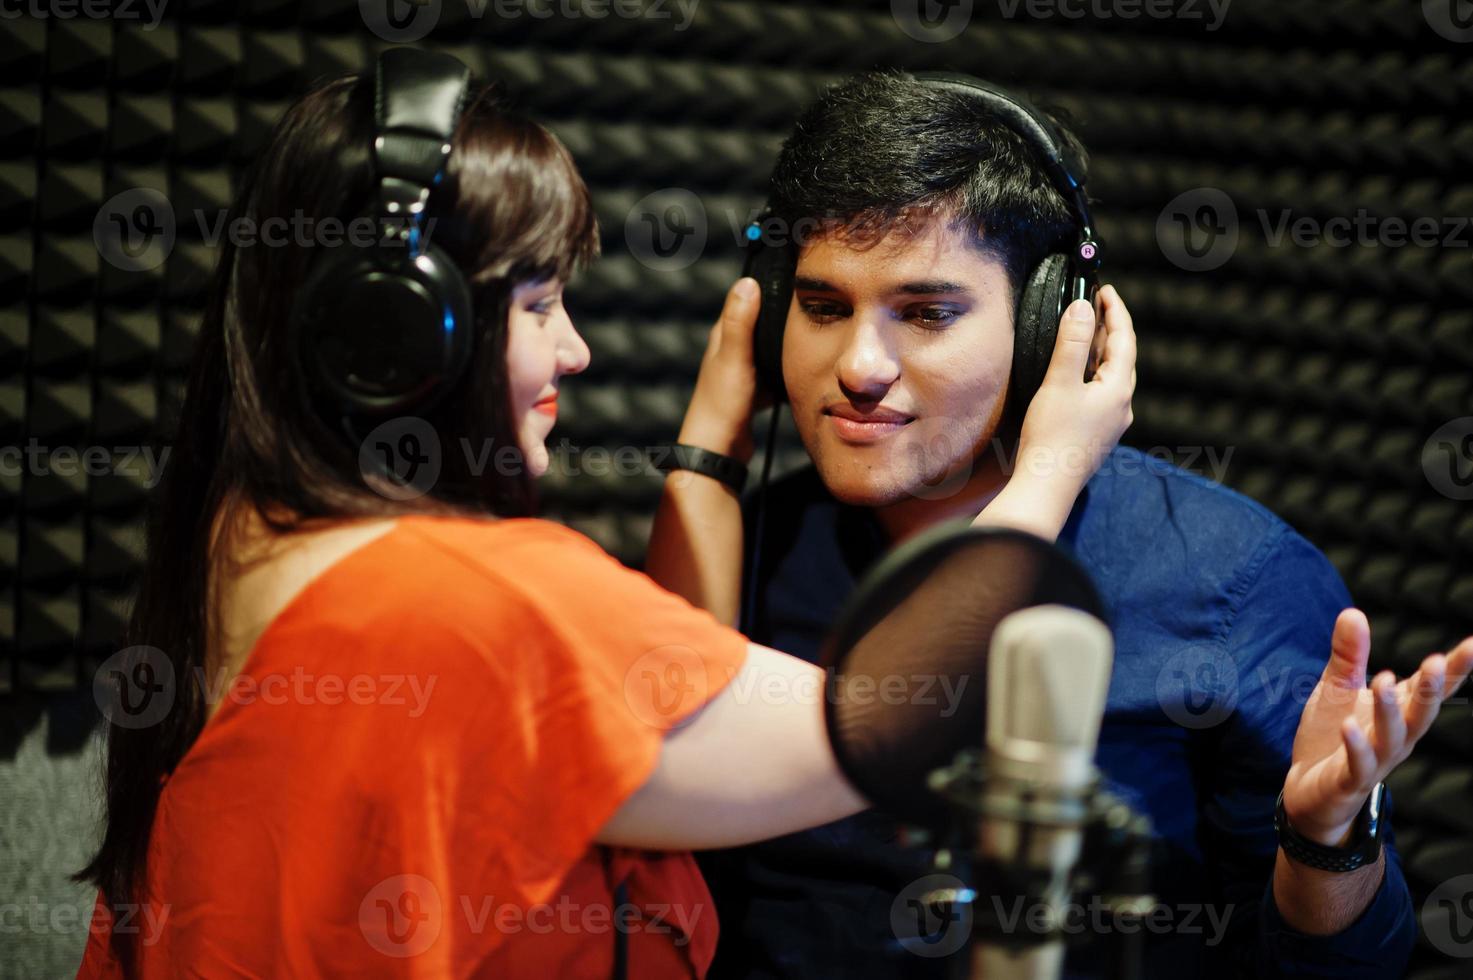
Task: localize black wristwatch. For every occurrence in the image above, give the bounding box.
[1274,782,1385,873]
[652,444,749,493]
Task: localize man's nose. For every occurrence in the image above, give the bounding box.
[834,318,900,398]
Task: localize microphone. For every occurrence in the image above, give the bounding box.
[972,604,1114,980]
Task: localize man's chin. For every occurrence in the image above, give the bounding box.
[809,458,917,509]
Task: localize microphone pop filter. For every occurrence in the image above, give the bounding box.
[819,523,1107,828]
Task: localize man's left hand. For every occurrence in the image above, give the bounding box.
[1282,608,1473,847]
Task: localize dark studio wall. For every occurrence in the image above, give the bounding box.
[0,1,1470,976]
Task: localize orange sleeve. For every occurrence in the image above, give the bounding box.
[412,517,750,915]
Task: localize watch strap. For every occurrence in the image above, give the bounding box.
[1274,782,1385,873]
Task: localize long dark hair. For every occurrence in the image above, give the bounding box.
[76,69,598,960]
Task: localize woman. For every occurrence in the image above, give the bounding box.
[75,63,1135,978]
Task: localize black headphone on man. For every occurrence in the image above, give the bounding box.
[290,47,477,426]
[740,70,1105,410]
[737,71,1106,633]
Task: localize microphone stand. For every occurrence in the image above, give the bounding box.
[922,749,1157,980]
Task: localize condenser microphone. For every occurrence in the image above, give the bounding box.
[973,604,1114,980]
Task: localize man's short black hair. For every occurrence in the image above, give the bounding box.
[768,69,1089,306]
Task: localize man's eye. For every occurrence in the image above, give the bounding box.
[801,301,848,324]
[905,305,960,328]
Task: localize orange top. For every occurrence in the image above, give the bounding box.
[77,515,750,978]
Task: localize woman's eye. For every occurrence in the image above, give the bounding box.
[530,297,559,316]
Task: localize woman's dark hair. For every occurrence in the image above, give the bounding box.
[76,69,598,961]
[768,68,1088,304]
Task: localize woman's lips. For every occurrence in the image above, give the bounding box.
[533,396,558,418]
[825,412,913,443]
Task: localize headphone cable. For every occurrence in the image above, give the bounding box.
[741,401,783,635]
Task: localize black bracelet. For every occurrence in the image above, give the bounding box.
[652,444,749,492]
[1273,782,1385,873]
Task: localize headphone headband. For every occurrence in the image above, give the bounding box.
[291,47,477,421]
[371,48,472,251]
[909,70,1098,257]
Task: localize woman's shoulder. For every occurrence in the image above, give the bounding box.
[390,513,614,578]
[360,514,635,626]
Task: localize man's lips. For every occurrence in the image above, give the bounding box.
[823,404,914,443]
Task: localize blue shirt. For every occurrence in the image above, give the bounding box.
[699,446,1415,978]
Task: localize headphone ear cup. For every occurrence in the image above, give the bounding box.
[743,238,798,402]
[1011,252,1071,413]
[294,237,475,418]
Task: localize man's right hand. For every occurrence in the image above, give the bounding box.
[1014,283,1137,493]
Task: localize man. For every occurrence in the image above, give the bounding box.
[645,70,1473,977]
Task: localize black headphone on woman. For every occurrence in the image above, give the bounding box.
[290,47,477,423]
[740,70,1105,408]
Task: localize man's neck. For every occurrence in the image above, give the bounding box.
[872,449,1012,546]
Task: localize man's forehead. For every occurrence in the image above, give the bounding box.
[794,218,1004,291]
